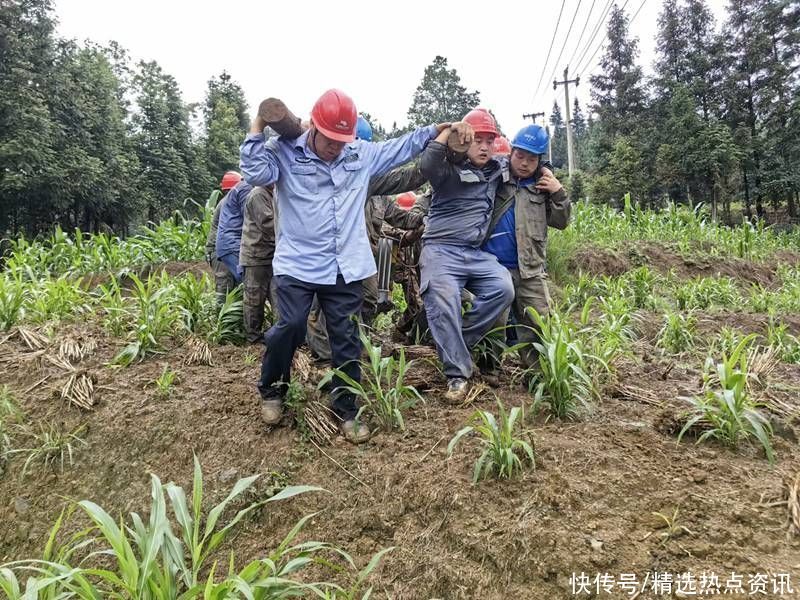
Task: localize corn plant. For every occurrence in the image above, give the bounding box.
[580,296,635,375]
[175,272,215,334]
[154,366,178,399]
[624,265,659,309]
[711,326,746,358]
[94,275,128,336]
[675,276,740,311]
[472,327,508,371]
[6,424,87,478]
[318,329,422,432]
[0,274,26,331]
[448,400,535,483]
[524,308,597,420]
[27,274,89,324]
[0,386,22,424]
[656,311,697,354]
[766,320,800,364]
[678,335,775,463]
[0,457,391,598]
[112,273,176,366]
[206,286,245,345]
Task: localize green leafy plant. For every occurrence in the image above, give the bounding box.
[678,335,775,463]
[656,311,697,354]
[647,507,694,545]
[523,308,598,420]
[625,265,659,309]
[154,366,178,399]
[319,329,422,432]
[112,272,177,366]
[0,274,26,331]
[27,274,89,324]
[206,286,245,345]
[7,424,87,478]
[174,272,215,334]
[0,457,392,598]
[472,327,508,372]
[448,400,535,483]
[675,276,740,311]
[766,320,800,364]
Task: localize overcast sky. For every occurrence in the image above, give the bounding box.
[54,0,729,138]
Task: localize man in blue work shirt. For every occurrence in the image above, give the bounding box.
[215,178,254,284]
[240,89,460,443]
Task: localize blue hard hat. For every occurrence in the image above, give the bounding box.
[511,124,549,155]
[356,116,373,141]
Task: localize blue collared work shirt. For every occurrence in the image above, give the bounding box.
[240,126,437,284]
[215,180,253,259]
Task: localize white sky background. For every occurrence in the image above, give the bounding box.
[55,0,728,138]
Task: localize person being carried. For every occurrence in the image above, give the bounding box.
[418,108,515,403]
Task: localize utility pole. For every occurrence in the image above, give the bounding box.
[553,66,580,176]
[522,111,552,162]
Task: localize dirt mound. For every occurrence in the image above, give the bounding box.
[571,242,793,286]
[1,318,799,598]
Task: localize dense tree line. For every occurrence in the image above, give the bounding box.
[552,0,800,221]
[2,0,798,237]
[0,0,248,235]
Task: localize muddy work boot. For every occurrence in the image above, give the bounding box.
[340,419,371,444]
[444,377,469,404]
[260,399,283,425]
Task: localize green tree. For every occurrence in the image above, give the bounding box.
[203,71,249,179]
[0,0,58,234]
[589,4,646,140]
[549,101,567,169]
[407,56,480,126]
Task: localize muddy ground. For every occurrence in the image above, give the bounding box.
[1,244,799,599]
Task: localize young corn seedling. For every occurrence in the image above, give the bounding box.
[710,326,746,358]
[675,276,740,311]
[8,423,87,478]
[448,400,535,483]
[154,366,178,399]
[112,272,177,365]
[580,296,635,376]
[318,329,422,432]
[0,273,26,331]
[645,507,694,546]
[206,286,245,345]
[27,274,89,324]
[175,272,215,334]
[625,265,659,309]
[656,311,697,354]
[472,327,509,373]
[523,307,597,420]
[679,335,775,463]
[0,457,391,598]
[766,320,800,364]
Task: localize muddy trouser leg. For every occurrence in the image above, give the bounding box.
[258,275,315,401]
[268,278,280,321]
[316,275,364,421]
[219,252,243,284]
[212,258,236,306]
[511,269,551,369]
[420,244,473,380]
[460,250,515,347]
[306,295,332,361]
[243,265,272,344]
[361,274,378,325]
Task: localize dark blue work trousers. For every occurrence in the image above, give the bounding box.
[258,274,362,420]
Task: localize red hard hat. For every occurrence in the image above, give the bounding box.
[220,171,242,191]
[310,89,358,143]
[396,192,416,210]
[492,136,511,156]
[463,108,498,137]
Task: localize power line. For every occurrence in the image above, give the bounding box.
[572,0,615,74]
[531,0,567,105]
[576,0,631,75]
[578,0,646,77]
[542,0,584,104]
[566,0,598,68]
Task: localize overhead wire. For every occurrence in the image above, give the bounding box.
[566,0,599,68]
[543,0,584,95]
[578,0,648,78]
[531,0,567,105]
